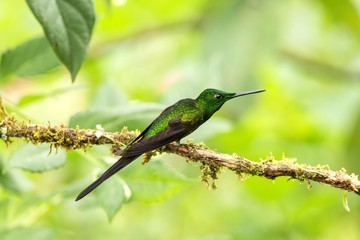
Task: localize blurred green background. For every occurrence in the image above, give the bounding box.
[1,0,360,239]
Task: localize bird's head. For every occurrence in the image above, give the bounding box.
[195,88,265,118]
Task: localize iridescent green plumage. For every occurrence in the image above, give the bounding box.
[76,88,265,201]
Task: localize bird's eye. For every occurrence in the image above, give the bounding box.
[214,93,224,100]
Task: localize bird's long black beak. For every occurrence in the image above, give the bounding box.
[233,89,265,98]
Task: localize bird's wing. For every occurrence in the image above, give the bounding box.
[125,104,177,147]
[75,116,189,201]
[122,116,191,157]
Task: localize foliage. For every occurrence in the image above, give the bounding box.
[1,0,360,239]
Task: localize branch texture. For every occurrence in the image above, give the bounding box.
[1,103,359,196]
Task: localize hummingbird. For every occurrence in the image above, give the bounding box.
[76,88,265,201]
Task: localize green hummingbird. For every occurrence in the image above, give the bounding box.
[76,88,265,201]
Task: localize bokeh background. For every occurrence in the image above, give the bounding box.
[1,0,360,239]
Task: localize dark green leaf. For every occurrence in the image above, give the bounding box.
[26,0,95,81]
[9,144,66,172]
[0,37,60,80]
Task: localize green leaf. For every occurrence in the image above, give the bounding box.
[90,81,128,110]
[0,37,60,80]
[347,109,360,166]
[0,226,54,240]
[188,117,232,142]
[69,104,163,131]
[9,144,66,172]
[318,0,360,38]
[17,85,83,107]
[26,0,95,81]
[0,170,32,193]
[125,159,191,203]
[69,81,163,131]
[94,176,128,221]
[0,158,32,193]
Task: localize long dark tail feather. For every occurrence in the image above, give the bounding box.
[75,155,139,201]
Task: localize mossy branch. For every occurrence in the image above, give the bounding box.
[1,100,359,196]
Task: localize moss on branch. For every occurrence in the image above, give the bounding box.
[1,98,359,196]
